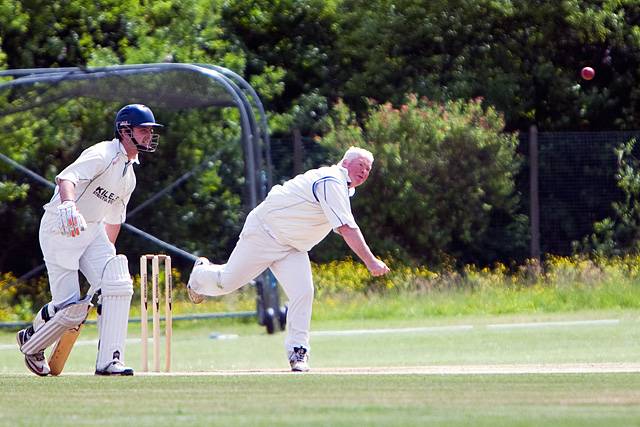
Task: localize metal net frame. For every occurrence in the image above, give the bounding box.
[0,63,284,332]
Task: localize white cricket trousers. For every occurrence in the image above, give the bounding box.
[39,211,116,308]
[190,211,314,352]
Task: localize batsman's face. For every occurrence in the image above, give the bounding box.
[343,156,372,188]
[132,126,154,148]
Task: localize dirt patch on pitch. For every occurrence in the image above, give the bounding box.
[138,362,640,376]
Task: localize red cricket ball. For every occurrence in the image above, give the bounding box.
[581,66,595,81]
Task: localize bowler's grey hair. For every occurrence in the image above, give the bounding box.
[341,146,374,164]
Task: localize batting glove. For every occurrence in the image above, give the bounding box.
[57,200,87,237]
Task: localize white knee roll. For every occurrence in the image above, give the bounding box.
[100,254,134,296]
[96,255,133,370]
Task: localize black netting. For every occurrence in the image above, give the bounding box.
[0,66,236,117]
[0,64,269,270]
[519,131,640,255]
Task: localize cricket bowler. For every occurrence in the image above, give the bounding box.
[187,146,390,371]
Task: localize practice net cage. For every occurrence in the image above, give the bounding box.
[0,63,286,334]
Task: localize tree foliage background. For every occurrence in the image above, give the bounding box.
[317,96,527,266]
[2,0,640,279]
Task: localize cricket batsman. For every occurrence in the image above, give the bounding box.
[16,104,163,376]
[187,146,390,371]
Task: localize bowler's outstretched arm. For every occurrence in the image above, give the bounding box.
[337,224,390,276]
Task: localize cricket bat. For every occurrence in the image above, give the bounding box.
[48,324,83,376]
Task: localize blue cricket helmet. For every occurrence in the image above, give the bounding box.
[114,104,163,152]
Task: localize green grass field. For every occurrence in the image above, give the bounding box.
[1,310,639,426]
[1,374,638,426]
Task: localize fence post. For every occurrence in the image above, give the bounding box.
[293,128,303,176]
[529,124,541,261]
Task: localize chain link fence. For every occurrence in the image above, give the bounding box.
[271,130,640,257]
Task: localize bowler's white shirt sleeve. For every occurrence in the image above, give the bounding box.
[312,178,358,230]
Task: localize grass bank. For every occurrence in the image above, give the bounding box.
[2,255,639,322]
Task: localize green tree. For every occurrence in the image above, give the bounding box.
[0,0,144,68]
[219,0,339,113]
[332,0,640,131]
[320,95,527,265]
[4,0,640,276]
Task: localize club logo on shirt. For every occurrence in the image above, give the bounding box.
[93,186,120,204]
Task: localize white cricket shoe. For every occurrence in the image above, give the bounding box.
[288,346,310,372]
[95,360,134,376]
[187,257,210,304]
[16,327,50,377]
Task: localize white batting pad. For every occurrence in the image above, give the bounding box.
[96,255,133,370]
[21,299,91,355]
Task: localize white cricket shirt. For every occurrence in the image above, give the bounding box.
[253,164,358,252]
[43,139,137,224]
